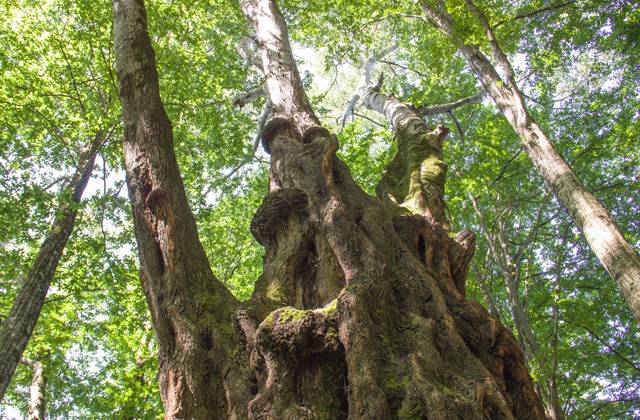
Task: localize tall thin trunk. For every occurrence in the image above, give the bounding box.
[472,261,502,319]
[468,193,567,414]
[111,1,252,417]
[548,276,563,420]
[420,0,640,323]
[469,195,537,356]
[20,358,45,420]
[0,134,102,402]
[546,225,570,420]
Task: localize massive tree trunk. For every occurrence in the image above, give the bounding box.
[114,0,545,417]
[0,134,102,402]
[420,0,640,324]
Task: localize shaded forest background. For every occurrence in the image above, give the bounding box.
[1,0,639,417]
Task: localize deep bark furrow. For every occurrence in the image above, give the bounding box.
[112,1,252,417]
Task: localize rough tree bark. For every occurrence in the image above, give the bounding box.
[112,1,251,417]
[114,0,546,417]
[20,358,45,420]
[0,133,102,402]
[420,0,640,324]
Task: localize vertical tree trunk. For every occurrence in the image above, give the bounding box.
[469,195,538,359]
[472,262,502,319]
[20,358,45,420]
[111,1,252,417]
[420,0,640,323]
[0,134,102,402]
[469,193,567,416]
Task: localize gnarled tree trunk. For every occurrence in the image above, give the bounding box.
[114,0,546,417]
[112,1,252,417]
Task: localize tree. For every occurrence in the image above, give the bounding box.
[2,0,639,417]
[19,358,45,420]
[419,0,640,323]
[0,134,102,401]
[111,0,546,417]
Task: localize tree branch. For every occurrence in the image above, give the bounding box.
[464,0,516,86]
[565,320,640,373]
[416,91,485,116]
[234,85,266,108]
[340,44,398,129]
[494,1,577,29]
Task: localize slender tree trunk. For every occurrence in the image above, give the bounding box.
[20,358,45,420]
[420,0,640,323]
[472,262,502,319]
[114,0,546,417]
[468,193,569,416]
[112,1,252,417]
[0,134,102,402]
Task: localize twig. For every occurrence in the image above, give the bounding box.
[354,112,386,128]
[448,110,465,143]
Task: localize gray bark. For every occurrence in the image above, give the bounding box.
[20,358,45,420]
[416,91,485,116]
[420,0,640,324]
[0,134,102,402]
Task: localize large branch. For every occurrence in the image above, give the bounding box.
[362,86,449,222]
[339,44,398,129]
[240,0,319,135]
[464,0,516,86]
[420,0,640,324]
[0,132,102,402]
[493,0,577,29]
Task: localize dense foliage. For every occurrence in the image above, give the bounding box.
[1,0,638,417]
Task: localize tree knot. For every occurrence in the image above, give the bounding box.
[250,188,309,245]
[261,118,302,154]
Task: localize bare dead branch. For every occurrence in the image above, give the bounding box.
[339,44,398,130]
